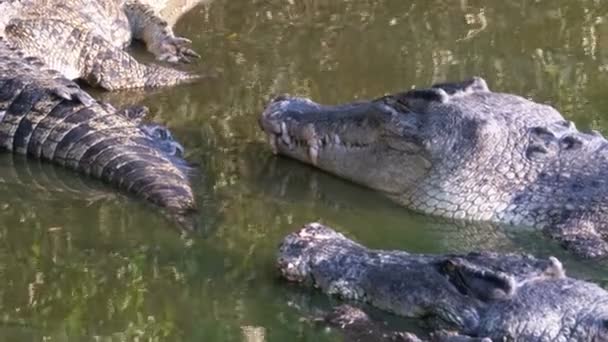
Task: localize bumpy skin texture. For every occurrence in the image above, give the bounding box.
[260,77,608,259]
[279,223,608,341]
[0,0,202,90]
[0,36,195,216]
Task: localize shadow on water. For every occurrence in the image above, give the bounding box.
[3,0,608,340]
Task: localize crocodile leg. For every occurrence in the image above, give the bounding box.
[5,18,199,90]
[115,105,149,123]
[321,304,425,342]
[124,0,201,63]
[322,305,490,342]
[548,218,608,259]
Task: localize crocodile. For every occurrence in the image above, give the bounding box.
[260,77,608,259]
[0,36,196,224]
[0,0,204,90]
[278,223,608,341]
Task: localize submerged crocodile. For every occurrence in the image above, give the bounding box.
[260,77,608,259]
[278,223,608,341]
[0,36,195,224]
[0,0,203,90]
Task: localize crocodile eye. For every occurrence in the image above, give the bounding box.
[596,319,608,341]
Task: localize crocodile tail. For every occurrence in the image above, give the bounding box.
[0,38,197,221]
[0,89,197,213]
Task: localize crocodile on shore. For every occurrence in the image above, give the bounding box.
[0,35,196,225]
[278,223,608,341]
[0,0,204,90]
[260,77,608,259]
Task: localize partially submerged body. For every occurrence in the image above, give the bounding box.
[278,223,608,340]
[260,77,608,258]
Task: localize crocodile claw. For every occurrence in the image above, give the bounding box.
[48,82,95,106]
[116,105,150,123]
[155,36,201,64]
[71,90,96,106]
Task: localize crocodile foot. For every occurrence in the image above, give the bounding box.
[139,123,185,157]
[43,78,95,106]
[116,105,149,123]
[152,36,201,64]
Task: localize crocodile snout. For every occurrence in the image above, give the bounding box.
[276,223,339,283]
[259,95,321,158]
[259,96,286,143]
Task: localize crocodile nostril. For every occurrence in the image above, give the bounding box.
[271,94,290,103]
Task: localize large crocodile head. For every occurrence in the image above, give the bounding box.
[259,77,564,210]
[278,223,608,340]
[259,91,436,196]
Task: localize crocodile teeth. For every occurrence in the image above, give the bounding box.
[267,133,278,154]
[309,145,319,166]
[546,256,565,278]
[280,122,292,147]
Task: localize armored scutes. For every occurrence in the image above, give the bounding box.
[0,36,195,222]
[0,0,203,90]
[278,223,608,341]
[260,77,608,258]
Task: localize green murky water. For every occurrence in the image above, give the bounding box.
[3,0,608,340]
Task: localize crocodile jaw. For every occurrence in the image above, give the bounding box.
[259,95,431,196]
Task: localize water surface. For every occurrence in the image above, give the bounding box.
[3,0,608,340]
